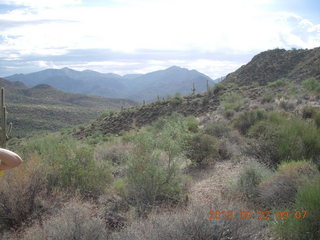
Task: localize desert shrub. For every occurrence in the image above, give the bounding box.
[278,99,296,111]
[246,113,320,167]
[274,177,320,240]
[170,94,183,106]
[94,142,134,165]
[111,203,266,240]
[151,113,196,134]
[112,178,128,199]
[301,105,317,119]
[224,109,235,120]
[125,129,186,216]
[201,95,209,105]
[0,154,46,231]
[203,122,230,138]
[23,200,109,240]
[17,134,112,198]
[312,112,320,128]
[302,77,320,93]
[212,83,225,94]
[221,92,244,112]
[236,161,272,200]
[47,145,112,197]
[233,109,267,135]
[258,160,319,209]
[185,116,198,133]
[268,78,288,87]
[218,140,232,160]
[261,93,274,104]
[184,133,219,166]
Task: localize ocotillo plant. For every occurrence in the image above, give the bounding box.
[0,88,12,148]
[192,82,196,95]
[207,79,209,92]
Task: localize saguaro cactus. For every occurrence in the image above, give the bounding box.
[192,82,196,95]
[0,88,12,148]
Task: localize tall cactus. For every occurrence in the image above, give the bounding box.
[192,81,196,95]
[0,88,12,148]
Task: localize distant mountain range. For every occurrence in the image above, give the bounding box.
[5,66,219,101]
[0,77,136,137]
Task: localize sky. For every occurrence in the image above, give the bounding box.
[0,0,319,79]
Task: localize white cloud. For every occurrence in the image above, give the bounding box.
[0,0,320,77]
[1,0,319,57]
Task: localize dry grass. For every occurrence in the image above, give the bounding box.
[21,200,110,240]
[94,142,134,165]
[0,153,46,232]
[111,203,268,240]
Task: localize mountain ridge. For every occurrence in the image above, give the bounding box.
[5,66,216,101]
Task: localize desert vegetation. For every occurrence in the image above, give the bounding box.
[1,53,320,239]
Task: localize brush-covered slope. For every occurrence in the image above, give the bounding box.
[224,47,320,86]
[0,78,137,137]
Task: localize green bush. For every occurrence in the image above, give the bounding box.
[125,129,185,216]
[212,83,225,94]
[203,122,230,138]
[221,92,245,112]
[170,94,183,106]
[17,134,112,197]
[268,78,288,87]
[312,112,320,128]
[233,109,267,135]
[258,160,319,208]
[185,116,199,133]
[184,133,219,166]
[236,161,272,199]
[302,78,320,93]
[274,177,320,240]
[247,113,320,167]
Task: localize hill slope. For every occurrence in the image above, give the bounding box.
[5,66,215,101]
[224,47,320,86]
[0,78,137,137]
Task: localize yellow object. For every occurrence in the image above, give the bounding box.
[0,170,3,176]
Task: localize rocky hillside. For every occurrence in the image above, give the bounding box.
[73,84,269,139]
[224,47,320,86]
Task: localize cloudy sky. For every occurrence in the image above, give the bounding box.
[0,0,319,79]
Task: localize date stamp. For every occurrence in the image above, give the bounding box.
[208,210,308,220]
